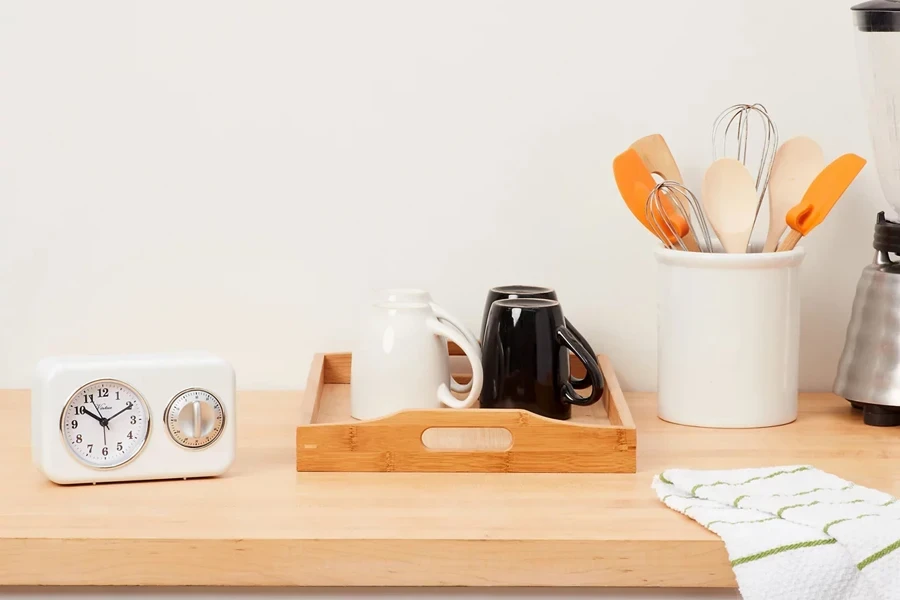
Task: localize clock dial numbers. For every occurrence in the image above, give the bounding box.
[60,380,150,469]
[165,389,225,449]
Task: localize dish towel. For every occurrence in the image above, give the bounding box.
[653,466,900,600]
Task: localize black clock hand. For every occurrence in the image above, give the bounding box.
[90,399,109,426]
[105,402,133,423]
[79,408,104,425]
[90,398,109,445]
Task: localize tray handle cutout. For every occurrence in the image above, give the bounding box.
[421,427,513,451]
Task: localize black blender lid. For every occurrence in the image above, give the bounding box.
[854,1,900,32]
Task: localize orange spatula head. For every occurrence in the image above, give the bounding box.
[613,148,689,245]
[786,153,867,236]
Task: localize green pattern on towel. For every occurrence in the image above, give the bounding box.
[730,539,838,567]
[654,466,900,599]
[858,539,900,570]
[690,466,810,496]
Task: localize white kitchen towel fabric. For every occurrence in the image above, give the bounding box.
[653,466,900,600]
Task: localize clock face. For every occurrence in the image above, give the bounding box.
[60,380,151,469]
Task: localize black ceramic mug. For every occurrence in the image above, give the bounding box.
[481,285,597,390]
[480,298,605,420]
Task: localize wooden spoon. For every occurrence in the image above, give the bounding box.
[701,158,759,253]
[777,153,867,252]
[762,136,825,252]
[613,148,694,249]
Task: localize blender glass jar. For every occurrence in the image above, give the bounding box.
[855,0,900,216]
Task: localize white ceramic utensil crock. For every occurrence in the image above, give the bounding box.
[655,247,805,428]
[351,301,483,420]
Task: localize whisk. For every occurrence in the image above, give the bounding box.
[712,104,779,248]
[646,181,715,252]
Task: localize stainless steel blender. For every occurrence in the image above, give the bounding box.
[833,1,900,425]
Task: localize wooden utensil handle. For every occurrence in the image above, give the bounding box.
[682,233,701,252]
[777,230,803,252]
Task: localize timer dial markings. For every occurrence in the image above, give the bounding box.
[165,389,225,449]
[60,380,150,469]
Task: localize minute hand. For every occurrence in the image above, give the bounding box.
[105,402,133,423]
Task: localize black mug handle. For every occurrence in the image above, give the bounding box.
[564,318,598,390]
[557,326,605,406]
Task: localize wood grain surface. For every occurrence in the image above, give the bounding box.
[1,386,895,587]
[296,353,636,473]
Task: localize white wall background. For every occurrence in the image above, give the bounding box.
[0,0,881,391]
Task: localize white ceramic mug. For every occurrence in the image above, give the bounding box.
[655,246,805,428]
[351,301,483,420]
[377,288,480,393]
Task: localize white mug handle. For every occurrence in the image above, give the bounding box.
[427,318,483,409]
[429,302,481,394]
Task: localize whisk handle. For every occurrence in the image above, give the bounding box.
[557,326,605,407]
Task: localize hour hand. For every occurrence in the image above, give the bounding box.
[79,408,104,424]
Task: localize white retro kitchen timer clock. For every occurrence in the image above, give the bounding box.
[32,352,236,484]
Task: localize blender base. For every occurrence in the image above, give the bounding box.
[845,399,900,427]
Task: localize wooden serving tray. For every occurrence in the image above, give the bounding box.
[296,349,636,473]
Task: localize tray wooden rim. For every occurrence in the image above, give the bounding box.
[296,351,636,473]
[300,353,635,430]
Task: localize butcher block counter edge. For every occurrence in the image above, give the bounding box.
[0,389,887,587]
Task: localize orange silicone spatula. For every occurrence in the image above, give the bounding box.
[763,137,825,252]
[613,148,696,250]
[777,153,867,252]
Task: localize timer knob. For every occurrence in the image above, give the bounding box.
[178,400,215,439]
[165,389,225,448]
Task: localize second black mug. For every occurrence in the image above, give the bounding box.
[480,298,605,420]
[480,285,597,390]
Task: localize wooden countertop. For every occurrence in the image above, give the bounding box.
[0,390,896,587]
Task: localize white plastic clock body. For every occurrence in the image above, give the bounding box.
[32,352,236,485]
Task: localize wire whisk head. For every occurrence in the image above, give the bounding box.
[711,104,779,250]
[646,181,715,252]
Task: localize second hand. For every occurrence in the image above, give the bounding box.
[91,398,108,447]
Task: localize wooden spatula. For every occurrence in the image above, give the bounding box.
[630,134,684,183]
[630,134,699,250]
[763,137,825,252]
[702,159,759,253]
[777,154,867,252]
[613,148,694,249]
